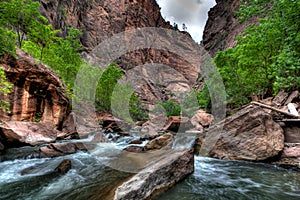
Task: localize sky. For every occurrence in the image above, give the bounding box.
[156,0,216,43]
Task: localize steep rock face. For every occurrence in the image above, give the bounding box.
[0,50,69,127]
[203,0,257,57]
[39,0,200,104]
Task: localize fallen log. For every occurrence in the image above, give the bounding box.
[251,101,300,119]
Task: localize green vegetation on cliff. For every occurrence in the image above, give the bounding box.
[213,0,300,107]
[0,0,147,121]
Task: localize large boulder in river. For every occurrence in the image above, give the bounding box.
[0,50,69,127]
[199,106,284,161]
[113,148,194,200]
[0,121,59,146]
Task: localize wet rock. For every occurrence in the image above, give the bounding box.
[114,149,194,200]
[60,112,79,139]
[91,132,109,143]
[98,113,132,133]
[40,142,87,158]
[0,121,58,146]
[55,159,72,174]
[163,116,192,132]
[145,133,174,151]
[199,106,284,161]
[0,141,4,151]
[123,146,145,153]
[129,140,143,145]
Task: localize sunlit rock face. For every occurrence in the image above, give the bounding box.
[0,49,69,127]
[39,0,201,104]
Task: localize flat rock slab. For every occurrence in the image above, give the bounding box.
[0,121,59,146]
[113,148,194,200]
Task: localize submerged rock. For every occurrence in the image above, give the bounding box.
[55,159,72,174]
[199,106,284,161]
[113,148,194,200]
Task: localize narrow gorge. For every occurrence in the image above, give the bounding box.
[0,0,300,199]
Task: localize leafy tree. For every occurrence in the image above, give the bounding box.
[213,0,300,107]
[0,0,45,48]
[96,63,123,112]
[0,27,16,56]
[156,99,181,117]
[0,67,12,112]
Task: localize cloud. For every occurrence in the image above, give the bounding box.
[156,0,216,41]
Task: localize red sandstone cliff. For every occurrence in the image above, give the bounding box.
[203,0,257,57]
[38,0,201,104]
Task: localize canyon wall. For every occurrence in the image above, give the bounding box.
[39,0,201,104]
[203,0,257,57]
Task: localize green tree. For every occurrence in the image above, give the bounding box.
[0,0,45,48]
[96,63,123,112]
[0,27,16,56]
[0,67,12,112]
[214,0,300,107]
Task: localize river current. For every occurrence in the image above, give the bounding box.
[1,135,300,200]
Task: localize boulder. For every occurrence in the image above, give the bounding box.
[98,112,132,133]
[40,142,87,158]
[145,133,174,151]
[163,116,192,132]
[191,109,214,128]
[55,159,72,174]
[271,143,300,169]
[0,121,58,146]
[123,146,145,153]
[199,106,284,161]
[113,148,194,200]
[60,112,79,139]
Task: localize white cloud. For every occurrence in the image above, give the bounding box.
[156,0,216,42]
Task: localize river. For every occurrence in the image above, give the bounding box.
[1,136,300,200]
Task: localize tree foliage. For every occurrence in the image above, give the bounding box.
[213,0,300,107]
[0,67,12,111]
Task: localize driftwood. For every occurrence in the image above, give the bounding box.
[251,101,300,119]
[272,90,289,106]
[285,90,299,105]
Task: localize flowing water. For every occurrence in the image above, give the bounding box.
[1,135,300,200]
[155,156,300,200]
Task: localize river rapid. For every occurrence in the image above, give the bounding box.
[1,135,300,200]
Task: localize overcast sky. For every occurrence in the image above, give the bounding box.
[156,0,216,43]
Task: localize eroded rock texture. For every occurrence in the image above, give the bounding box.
[39,0,201,104]
[114,148,194,200]
[0,50,69,127]
[203,0,257,56]
[199,106,284,161]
